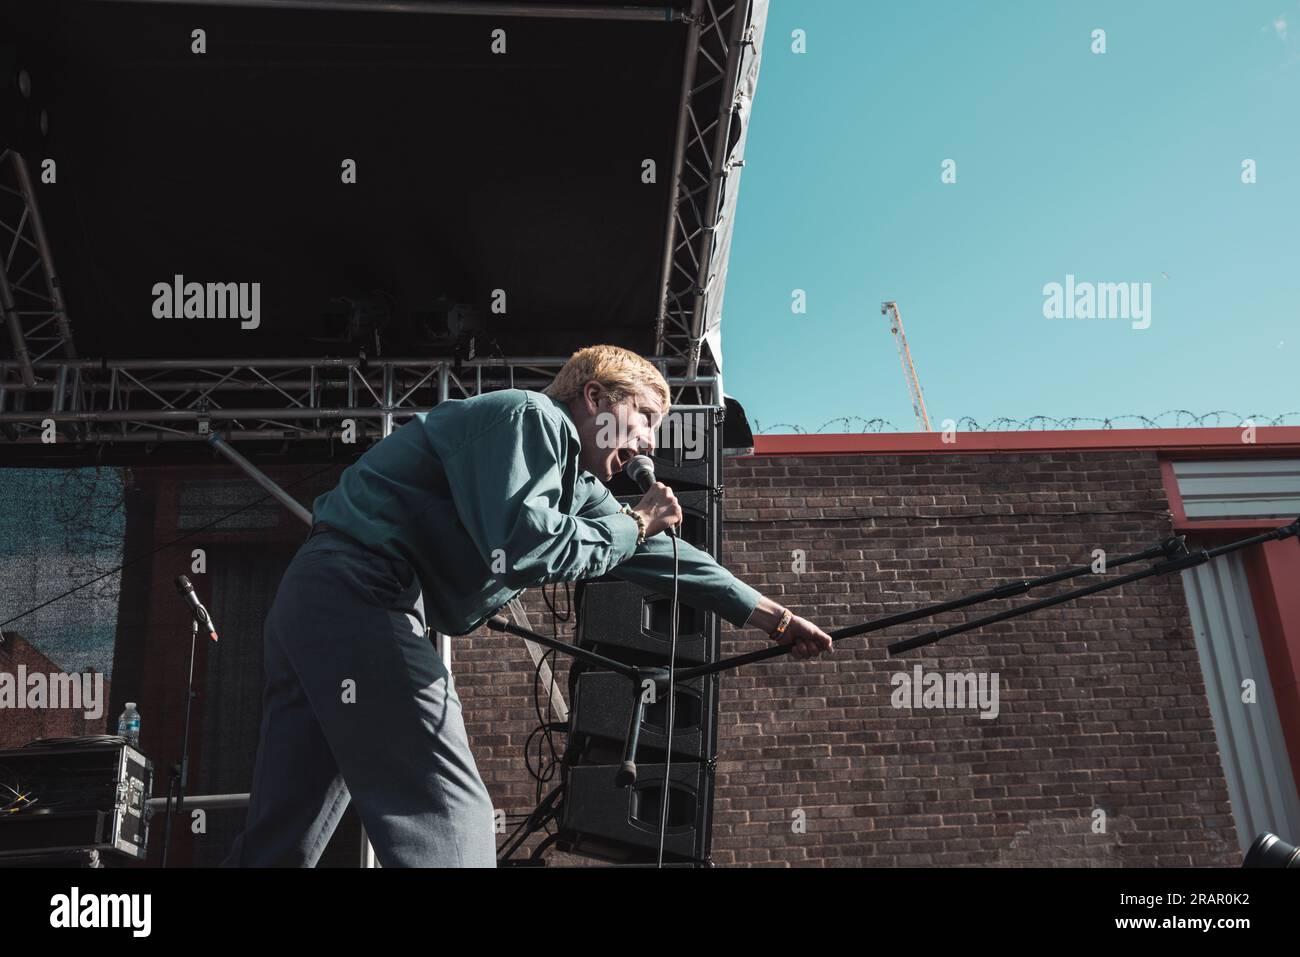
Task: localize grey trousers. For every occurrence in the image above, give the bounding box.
[221,525,497,867]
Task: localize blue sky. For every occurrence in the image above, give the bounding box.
[723,0,1300,434]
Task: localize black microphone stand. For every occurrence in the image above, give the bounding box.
[161,617,199,868]
[490,515,1298,864]
[887,520,1298,654]
[486,616,675,788]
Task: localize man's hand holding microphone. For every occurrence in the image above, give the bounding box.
[630,479,684,539]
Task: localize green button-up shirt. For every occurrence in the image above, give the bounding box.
[311,388,762,636]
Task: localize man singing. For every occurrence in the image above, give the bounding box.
[222,344,833,868]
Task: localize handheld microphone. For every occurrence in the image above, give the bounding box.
[624,454,677,537]
[175,575,219,642]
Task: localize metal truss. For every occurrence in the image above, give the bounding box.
[654,0,755,378]
[87,0,693,20]
[0,355,721,444]
[0,150,78,390]
[1,0,747,452]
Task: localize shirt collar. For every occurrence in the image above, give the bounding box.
[541,390,581,445]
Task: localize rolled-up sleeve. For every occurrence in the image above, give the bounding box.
[577,476,761,629]
[437,407,642,589]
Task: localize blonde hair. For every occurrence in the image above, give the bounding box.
[544,344,671,412]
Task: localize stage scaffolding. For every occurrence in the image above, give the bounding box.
[0,0,766,450]
[0,356,722,444]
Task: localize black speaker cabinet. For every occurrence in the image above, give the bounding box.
[604,404,721,494]
[569,669,719,762]
[610,488,719,557]
[575,579,719,665]
[557,762,714,864]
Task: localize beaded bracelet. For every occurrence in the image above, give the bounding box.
[620,504,647,545]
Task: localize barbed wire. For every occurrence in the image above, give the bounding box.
[752,410,1300,435]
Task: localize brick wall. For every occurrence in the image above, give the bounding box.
[462,449,1240,867]
[0,633,111,748]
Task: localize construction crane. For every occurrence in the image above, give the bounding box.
[880,301,933,432]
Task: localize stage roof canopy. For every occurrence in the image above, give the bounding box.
[0,0,768,464]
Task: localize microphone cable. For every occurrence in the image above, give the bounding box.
[656,523,680,868]
[622,451,685,866]
[532,580,571,827]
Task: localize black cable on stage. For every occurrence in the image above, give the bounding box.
[504,624,573,861]
[526,646,558,830]
[0,460,352,632]
[528,579,571,834]
[476,578,574,865]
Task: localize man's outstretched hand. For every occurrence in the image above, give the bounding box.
[775,613,834,659]
[746,596,833,659]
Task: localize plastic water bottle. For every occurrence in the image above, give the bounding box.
[117,702,141,748]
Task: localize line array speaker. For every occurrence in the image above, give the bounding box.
[558,405,728,865]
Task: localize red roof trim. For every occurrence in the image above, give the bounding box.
[750,426,1300,457]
